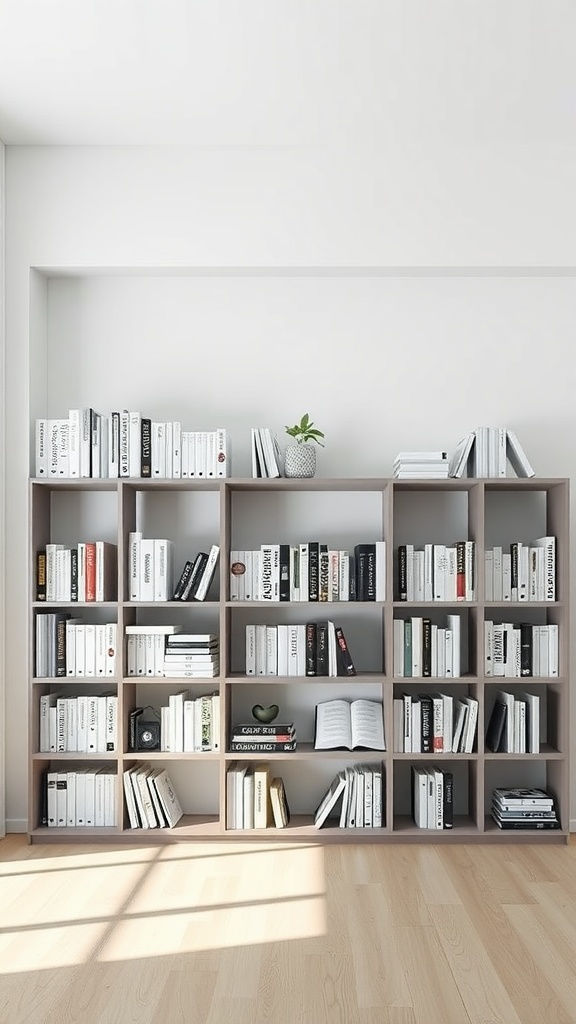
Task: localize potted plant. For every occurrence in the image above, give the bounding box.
[284,413,325,478]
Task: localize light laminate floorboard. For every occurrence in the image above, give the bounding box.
[0,835,575,1024]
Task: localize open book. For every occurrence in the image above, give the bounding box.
[314,699,386,751]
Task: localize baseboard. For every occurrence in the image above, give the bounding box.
[6,819,27,834]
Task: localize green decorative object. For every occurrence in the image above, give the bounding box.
[252,703,279,723]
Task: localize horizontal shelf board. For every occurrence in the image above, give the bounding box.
[33,601,117,609]
[123,601,220,608]
[393,601,478,608]
[484,601,563,609]
[30,475,570,490]
[226,600,385,608]
[393,814,477,833]
[122,479,222,492]
[225,673,384,684]
[393,752,479,760]
[392,675,478,684]
[225,478,392,492]
[32,678,118,686]
[31,478,120,491]
[124,675,221,683]
[122,752,219,762]
[484,746,562,759]
[224,743,386,759]
[32,752,118,761]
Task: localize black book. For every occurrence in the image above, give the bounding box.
[232,723,295,737]
[173,559,193,600]
[354,544,370,601]
[141,417,152,478]
[510,542,519,597]
[334,625,356,677]
[422,618,432,677]
[398,545,407,601]
[180,552,208,601]
[316,622,329,675]
[485,699,508,752]
[40,769,49,827]
[308,542,320,602]
[491,815,560,830]
[129,707,144,751]
[364,544,377,601]
[36,551,46,601]
[418,694,433,753]
[520,622,532,676]
[229,740,297,752]
[305,622,317,676]
[55,612,71,678]
[319,544,329,602]
[70,548,78,602]
[279,544,291,602]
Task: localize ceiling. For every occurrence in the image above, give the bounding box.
[0,0,575,147]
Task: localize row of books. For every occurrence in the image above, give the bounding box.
[123,765,184,828]
[393,693,478,754]
[245,621,356,677]
[486,691,541,753]
[229,722,297,753]
[230,542,386,603]
[484,621,558,677]
[40,693,118,753]
[35,615,117,678]
[37,541,117,603]
[226,762,289,829]
[398,541,475,602]
[251,427,283,478]
[485,537,555,602]
[128,537,220,603]
[412,766,453,829]
[35,411,229,479]
[137,691,220,753]
[491,788,559,830]
[314,763,384,828]
[43,768,118,827]
[393,615,462,678]
[448,427,535,479]
[126,629,219,679]
[393,451,449,479]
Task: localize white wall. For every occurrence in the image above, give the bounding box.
[5,144,576,830]
[0,139,5,837]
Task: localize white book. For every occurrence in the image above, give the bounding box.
[433,545,446,601]
[108,411,120,478]
[105,622,117,676]
[139,538,155,602]
[245,624,256,675]
[57,419,70,478]
[299,544,309,602]
[172,421,182,478]
[195,431,207,478]
[35,418,48,477]
[66,771,77,828]
[533,536,556,602]
[90,412,101,480]
[276,624,289,676]
[375,541,386,601]
[287,624,300,676]
[314,699,385,751]
[84,623,96,677]
[446,614,461,678]
[484,550,494,602]
[502,553,512,602]
[215,427,229,478]
[393,618,404,677]
[68,409,81,477]
[338,550,349,602]
[128,411,142,478]
[118,411,130,477]
[205,430,217,479]
[151,422,166,478]
[128,532,142,602]
[47,419,60,478]
[154,539,174,602]
[105,695,118,752]
[153,770,184,828]
[506,428,535,478]
[265,625,278,676]
[95,623,107,676]
[520,691,540,753]
[76,695,88,753]
[164,421,173,479]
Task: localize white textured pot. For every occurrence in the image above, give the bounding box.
[284,443,317,478]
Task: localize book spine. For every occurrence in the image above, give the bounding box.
[305,622,317,676]
[398,545,407,601]
[308,543,319,602]
[140,417,152,478]
[334,625,356,676]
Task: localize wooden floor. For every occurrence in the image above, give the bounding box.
[1,835,576,1023]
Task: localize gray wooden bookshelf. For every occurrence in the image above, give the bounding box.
[28,475,570,844]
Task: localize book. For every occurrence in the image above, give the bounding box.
[314,771,346,828]
[334,625,357,676]
[270,777,290,828]
[232,722,295,736]
[314,699,385,751]
[229,740,297,752]
[506,429,535,478]
[485,697,508,752]
[193,544,220,601]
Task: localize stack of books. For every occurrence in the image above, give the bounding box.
[226,762,291,829]
[314,763,384,829]
[229,721,297,752]
[251,427,282,478]
[162,633,220,679]
[491,788,560,830]
[393,451,449,479]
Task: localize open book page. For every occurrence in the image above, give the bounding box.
[314,699,385,750]
[350,700,386,750]
[314,700,353,749]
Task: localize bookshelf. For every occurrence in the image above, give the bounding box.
[28,475,570,843]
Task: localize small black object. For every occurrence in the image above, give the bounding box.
[137,719,161,751]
